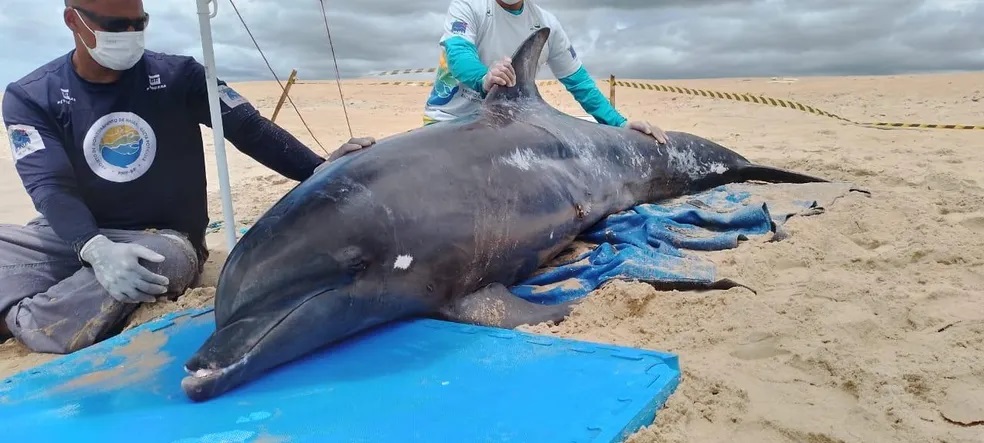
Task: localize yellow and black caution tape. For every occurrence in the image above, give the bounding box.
[314,69,984,131]
[607,79,983,131]
[371,68,437,76]
[373,81,433,87]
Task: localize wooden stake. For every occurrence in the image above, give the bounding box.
[609,74,615,105]
[271,69,298,123]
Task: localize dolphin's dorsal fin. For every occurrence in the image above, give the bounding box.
[482,27,551,106]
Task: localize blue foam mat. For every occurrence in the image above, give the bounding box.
[0,308,680,442]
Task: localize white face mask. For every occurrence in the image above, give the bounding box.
[74,9,145,71]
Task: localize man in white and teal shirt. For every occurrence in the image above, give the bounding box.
[423,0,667,144]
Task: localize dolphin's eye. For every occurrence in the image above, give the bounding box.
[348,259,367,273]
[335,246,367,274]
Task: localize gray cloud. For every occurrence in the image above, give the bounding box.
[0,0,981,88]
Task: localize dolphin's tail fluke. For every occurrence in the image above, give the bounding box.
[736,164,829,184]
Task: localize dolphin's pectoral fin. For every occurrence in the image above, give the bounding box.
[439,282,576,329]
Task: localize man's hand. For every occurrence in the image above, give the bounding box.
[622,120,669,144]
[482,57,516,92]
[79,235,170,304]
[315,136,376,174]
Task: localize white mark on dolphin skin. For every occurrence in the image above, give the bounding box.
[501,148,538,170]
[666,141,730,179]
[394,254,413,270]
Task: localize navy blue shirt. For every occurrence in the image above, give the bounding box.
[3,50,326,262]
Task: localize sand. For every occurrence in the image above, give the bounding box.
[2,71,983,442]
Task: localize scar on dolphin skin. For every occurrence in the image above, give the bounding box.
[178,26,837,403]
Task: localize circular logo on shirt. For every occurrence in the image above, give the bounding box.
[83,112,157,183]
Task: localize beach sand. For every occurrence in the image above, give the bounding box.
[1,71,983,442]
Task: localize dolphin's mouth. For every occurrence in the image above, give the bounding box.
[180,355,250,401]
[179,287,342,402]
[184,359,243,380]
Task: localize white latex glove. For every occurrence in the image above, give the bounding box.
[315,137,377,174]
[482,57,516,92]
[80,235,169,303]
[622,120,668,144]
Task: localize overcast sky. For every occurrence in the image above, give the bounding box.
[0,0,981,88]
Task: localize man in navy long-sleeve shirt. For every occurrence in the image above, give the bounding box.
[0,0,375,353]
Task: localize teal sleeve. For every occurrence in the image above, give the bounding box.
[558,66,627,127]
[442,36,488,95]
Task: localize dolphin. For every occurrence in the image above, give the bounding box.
[180,27,830,402]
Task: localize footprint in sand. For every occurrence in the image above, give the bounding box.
[955,213,984,232]
[730,332,791,361]
[940,377,984,427]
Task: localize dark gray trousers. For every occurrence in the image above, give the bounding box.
[0,216,201,354]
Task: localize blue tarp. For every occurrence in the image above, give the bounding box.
[207,182,855,305]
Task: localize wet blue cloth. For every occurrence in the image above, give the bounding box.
[509,184,822,304]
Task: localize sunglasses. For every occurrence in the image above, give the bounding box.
[74,6,150,32]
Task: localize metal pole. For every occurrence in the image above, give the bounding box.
[196,0,238,251]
